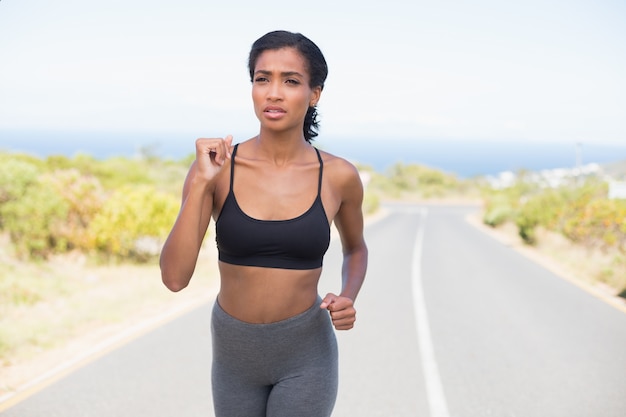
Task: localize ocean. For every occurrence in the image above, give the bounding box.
[2,129,625,178]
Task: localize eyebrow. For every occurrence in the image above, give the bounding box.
[254,69,305,78]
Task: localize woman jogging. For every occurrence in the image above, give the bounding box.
[160,30,368,417]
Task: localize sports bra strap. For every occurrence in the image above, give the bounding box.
[229,143,239,189]
[314,147,323,196]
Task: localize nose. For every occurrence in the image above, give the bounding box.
[267,80,282,101]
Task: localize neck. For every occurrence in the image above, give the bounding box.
[254,132,311,166]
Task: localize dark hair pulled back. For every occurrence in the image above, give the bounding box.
[248,30,328,143]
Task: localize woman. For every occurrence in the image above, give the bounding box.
[160,30,368,417]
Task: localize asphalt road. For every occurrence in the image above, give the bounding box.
[2,203,626,416]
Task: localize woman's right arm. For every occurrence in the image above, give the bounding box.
[159,136,232,292]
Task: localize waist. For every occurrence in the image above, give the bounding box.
[217,262,321,323]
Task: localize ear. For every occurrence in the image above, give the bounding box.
[310,86,322,107]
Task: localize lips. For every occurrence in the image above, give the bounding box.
[264,106,286,114]
[263,106,286,120]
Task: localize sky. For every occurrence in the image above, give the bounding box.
[1,0,625,151]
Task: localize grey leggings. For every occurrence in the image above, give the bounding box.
[211,297,338,417]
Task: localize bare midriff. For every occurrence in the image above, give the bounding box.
[217,262,322,323]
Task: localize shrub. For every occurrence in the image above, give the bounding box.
[42,169,105,250]
[1,181,70,259]
[0,158,40,205]
[376,162,471,200]
[482,193,517,227]
[514,189,564,244]
[483,204,514,227]
[562,198,626,250]
[88,185,179,261]
[86,156,155,190]
[1,167,106,258]
[387,163,458,191]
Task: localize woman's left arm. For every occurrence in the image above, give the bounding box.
[321,160,368,330]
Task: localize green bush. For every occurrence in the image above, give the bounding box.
[0,167,105,258]
[387,163,458,191]
[368,162,474,200]
[482,178,625,252]
[88,185,179,261]
[483,203,514,227]
[0,158,41,205]
[514,190,563,244]
[481,187,523,228]
[562,198,626,250]
[43,169,105,250]
[2,180,70,259]
[89,156,156,190]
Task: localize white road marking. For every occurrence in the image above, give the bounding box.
[412,208,451,417]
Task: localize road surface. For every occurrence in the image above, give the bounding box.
[2,203,626,416]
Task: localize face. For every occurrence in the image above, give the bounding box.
[251,47,322,137]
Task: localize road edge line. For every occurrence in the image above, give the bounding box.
[412,207,451,417]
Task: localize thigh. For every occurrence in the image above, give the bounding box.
[266,309,338,417]
[211,298,338,417]
[266,362,338,417]
[211,301,272,417]
[211,363,270,417]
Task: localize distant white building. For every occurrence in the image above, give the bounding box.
[608,181,626,199]
[486,163,604,189]
[486,171,516,189]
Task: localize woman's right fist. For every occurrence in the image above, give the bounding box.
[194,135,233,181]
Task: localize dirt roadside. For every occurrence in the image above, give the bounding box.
[0,247,220,402]
[465,210,626,314]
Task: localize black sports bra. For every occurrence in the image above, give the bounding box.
[215,144,331,270]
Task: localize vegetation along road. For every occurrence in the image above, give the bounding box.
[2,203,625,416]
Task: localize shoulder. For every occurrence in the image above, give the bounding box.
[318,148,360,179]
[317,148,363,192]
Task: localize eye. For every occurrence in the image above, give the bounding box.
[286,79,300,85]
[254,76,269,83]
